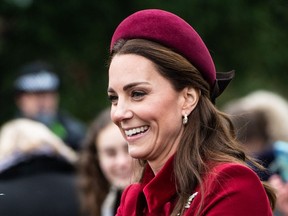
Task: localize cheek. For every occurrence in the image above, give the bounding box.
[152,98,183,139]
[44,97,58,109]
[151,96,182,122]
[110,107,118,124]
[18,98,40,115]
[98,156,115,177]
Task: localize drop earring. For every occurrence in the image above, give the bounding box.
[183,114,188,125]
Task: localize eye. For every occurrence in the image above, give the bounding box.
[131,90,146,100]
[105,149,117,157]
[108,94,118,105]
[99,148,117,158]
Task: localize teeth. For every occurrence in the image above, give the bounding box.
[125,126,148,137]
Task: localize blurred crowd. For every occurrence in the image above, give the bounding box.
[223,90,288,216]
[1,60,288,216]
[0,60,133,216]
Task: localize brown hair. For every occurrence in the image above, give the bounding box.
[77,108,112,216]
[110,39,276,215]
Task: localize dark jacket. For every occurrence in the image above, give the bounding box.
[0,156,81,216]
[53,111,86,151]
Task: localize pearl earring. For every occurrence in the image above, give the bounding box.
[183,114,188,125]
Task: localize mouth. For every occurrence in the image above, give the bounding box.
[115,170,131,178]
[124,126,149,137]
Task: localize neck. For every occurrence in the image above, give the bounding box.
[148,150,175,175]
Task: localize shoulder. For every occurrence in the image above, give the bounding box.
[187,162,272,215]
[206,162,264,194]
[213,162,260,181]
[57,111,86,130]
[212,162,258,178]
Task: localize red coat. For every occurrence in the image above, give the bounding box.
[116,155,273,216]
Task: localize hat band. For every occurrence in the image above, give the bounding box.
[211,70,235,104]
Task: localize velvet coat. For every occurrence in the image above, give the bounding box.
[116,155,273,216]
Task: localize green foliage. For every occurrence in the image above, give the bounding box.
[0,0,287,124]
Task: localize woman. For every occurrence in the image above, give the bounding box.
[78,108,132,216]
[107,9,275,216]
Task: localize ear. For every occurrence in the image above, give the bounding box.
[181,87,199,116]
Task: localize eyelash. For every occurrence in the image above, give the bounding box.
[108,95,118,104]
[107,90,147,104]
[131,90,146,100]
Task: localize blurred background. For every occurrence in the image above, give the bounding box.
[1,0,287,125]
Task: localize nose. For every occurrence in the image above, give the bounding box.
[111,100,133,123]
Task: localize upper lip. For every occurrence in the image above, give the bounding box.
[121,124,146,130]
[123,125,149,136]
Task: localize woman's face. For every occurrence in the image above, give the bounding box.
[108,54,187,169]
[96,122,132,189]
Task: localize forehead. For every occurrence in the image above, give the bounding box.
[108,54,161,87]
[19,91,57,97]
[96,123,126,148]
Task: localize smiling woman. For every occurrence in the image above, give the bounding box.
[107,9,275,216]
[109,54,192,165]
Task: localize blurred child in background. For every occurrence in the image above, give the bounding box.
[78,107,132,216]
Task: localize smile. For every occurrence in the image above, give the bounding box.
[125,126,149,137]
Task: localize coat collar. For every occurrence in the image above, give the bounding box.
[141,155,177,213]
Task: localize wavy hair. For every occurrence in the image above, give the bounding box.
[78,108,112,216]
[110,39,275,215]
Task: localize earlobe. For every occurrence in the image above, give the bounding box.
[182,87,199,115]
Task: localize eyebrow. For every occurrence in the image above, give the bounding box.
[107,82,150,93]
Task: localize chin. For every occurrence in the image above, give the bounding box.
[115,181,131,189]
[129,149,146,159]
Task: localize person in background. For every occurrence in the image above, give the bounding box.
[223,90,288,154]
[223,90,288,216]
[107,9,275,215]
[0,118,80,216]
[78,107,132,216]
[269,174,288,216]
[13,60,86,151]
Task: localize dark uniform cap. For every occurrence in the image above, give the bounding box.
[14,61,59,92]
[14,71,59,92]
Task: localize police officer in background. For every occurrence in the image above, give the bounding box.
[13,60,86,151]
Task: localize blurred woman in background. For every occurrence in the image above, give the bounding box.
[78,107,132,216]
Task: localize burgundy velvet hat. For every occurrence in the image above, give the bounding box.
[110,9,234,102]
